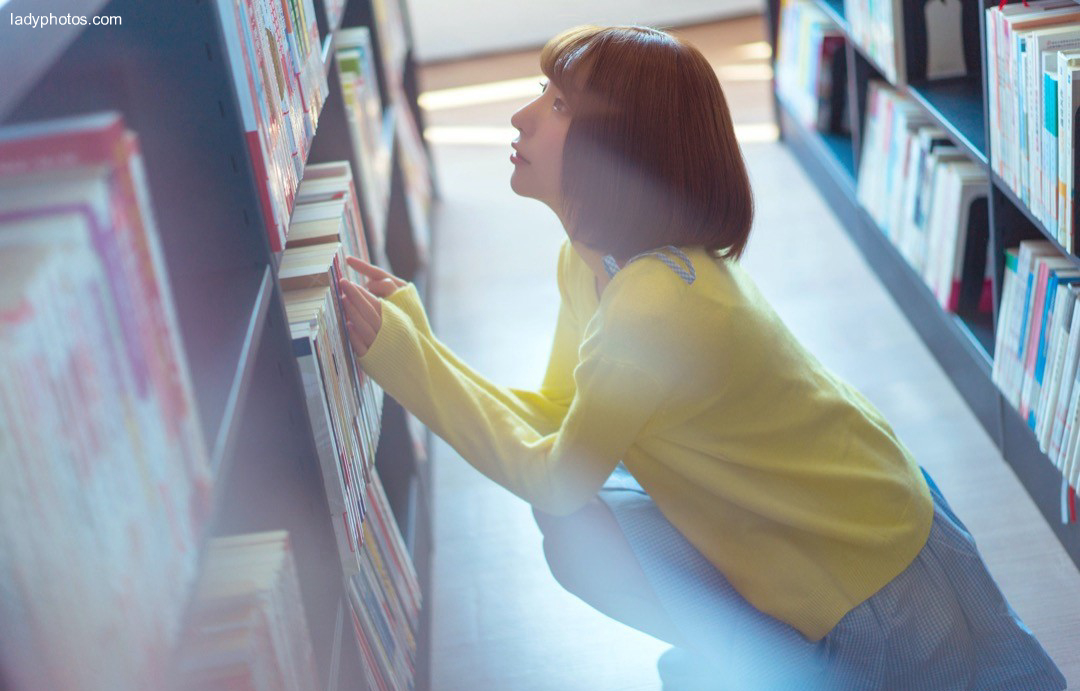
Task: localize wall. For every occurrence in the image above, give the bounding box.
[405,0,765,63]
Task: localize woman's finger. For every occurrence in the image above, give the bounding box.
[340,287,370,329]
[346,318,376,357]
[340,284,381,335]
[367,277,399,298]
[339,278,382,321]
[349,314,376,345]
[346,256,406,288]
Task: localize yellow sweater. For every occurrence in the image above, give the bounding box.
[359,240,933,641]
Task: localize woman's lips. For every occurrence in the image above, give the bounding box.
[511,144,530,164]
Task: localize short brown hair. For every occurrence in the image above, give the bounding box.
[541,26,753,261]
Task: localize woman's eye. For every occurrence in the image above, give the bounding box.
[553,98,567,112]
[539,80,549,93]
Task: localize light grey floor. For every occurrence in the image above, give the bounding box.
[418,18,1080,691]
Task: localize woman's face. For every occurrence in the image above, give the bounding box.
[509,80,572,209]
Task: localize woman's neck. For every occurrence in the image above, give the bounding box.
[570,240,613,299]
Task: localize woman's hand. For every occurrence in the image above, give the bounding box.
[346,255,406,297]
[338,257,406,357]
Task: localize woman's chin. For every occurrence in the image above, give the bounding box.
[509,172,532,198]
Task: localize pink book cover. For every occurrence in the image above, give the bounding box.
[1021,258,1054,415]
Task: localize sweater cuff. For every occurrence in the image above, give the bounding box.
[386,283,432,336]
[357,297,415,383]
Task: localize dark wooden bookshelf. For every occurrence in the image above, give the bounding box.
[848,200,1000,437]
[778,101,859,227]
[0,0,113,120]
[769,0,1080,571]
[992,171,1079,267]
[1000,400,1080,572]
[906,77,988,165]
[815,0,848,31]
[960,310,996,359]
[1,0,436,687]
[191,266,275,470]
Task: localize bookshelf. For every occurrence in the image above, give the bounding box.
[0,0,435,689]
[766,0,1080,572]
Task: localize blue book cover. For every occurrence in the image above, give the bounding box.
[1030,271,1080,429]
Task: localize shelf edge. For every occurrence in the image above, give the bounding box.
[210,265,274,469]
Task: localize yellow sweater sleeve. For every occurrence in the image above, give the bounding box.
[358,295,662,515]
[383,283,579,435]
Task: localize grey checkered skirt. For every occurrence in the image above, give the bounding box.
[598,465,1067,691]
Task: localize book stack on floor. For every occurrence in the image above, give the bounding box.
[283,162,420,691]
[856,82,991,315]
[775,0,849,137]
[986,1,1080,252]
[994,240,1080,523]
[173,531,319,691]
[0,113,210,690]
[218,0,329,253]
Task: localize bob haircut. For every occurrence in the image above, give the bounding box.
[540,26,753,261]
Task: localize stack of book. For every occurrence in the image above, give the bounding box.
[844,0,905,83]
[336,26,393,257]
[370,0,410,96]
[845,0,980,85]
[775,0,849,136]
[993,240,1080,522]
[282,163,420,690]
[986,0,1080,251]
[396,106,434,262]
[292,160,380,267]
[173,531,320,691]
[218,0,329,253]
[0,113,210,691]
[857,82,991,314]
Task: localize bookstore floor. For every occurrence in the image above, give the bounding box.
[417,15,1080,691]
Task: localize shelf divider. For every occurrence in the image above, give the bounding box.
[906,77,987,165]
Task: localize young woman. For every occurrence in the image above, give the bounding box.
[337,25,1066,691]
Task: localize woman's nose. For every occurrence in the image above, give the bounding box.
[511,96,537,133]
[510,103,527,133]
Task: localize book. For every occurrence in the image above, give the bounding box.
[0,113,210,691]
[173,531,320,691]
[905,0,981,82]
[1057,50,1080,250]
[336,27,393,255]
[1038,285,1080,450]
[292,160,380,266]
[217,0,328,252]
[844,0,905,84]
[776,0,847,135]
[985,1,1080,207]
[281,177,417,689]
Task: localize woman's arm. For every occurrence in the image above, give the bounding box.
[354,296,662,515]
[347,251,582,435]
